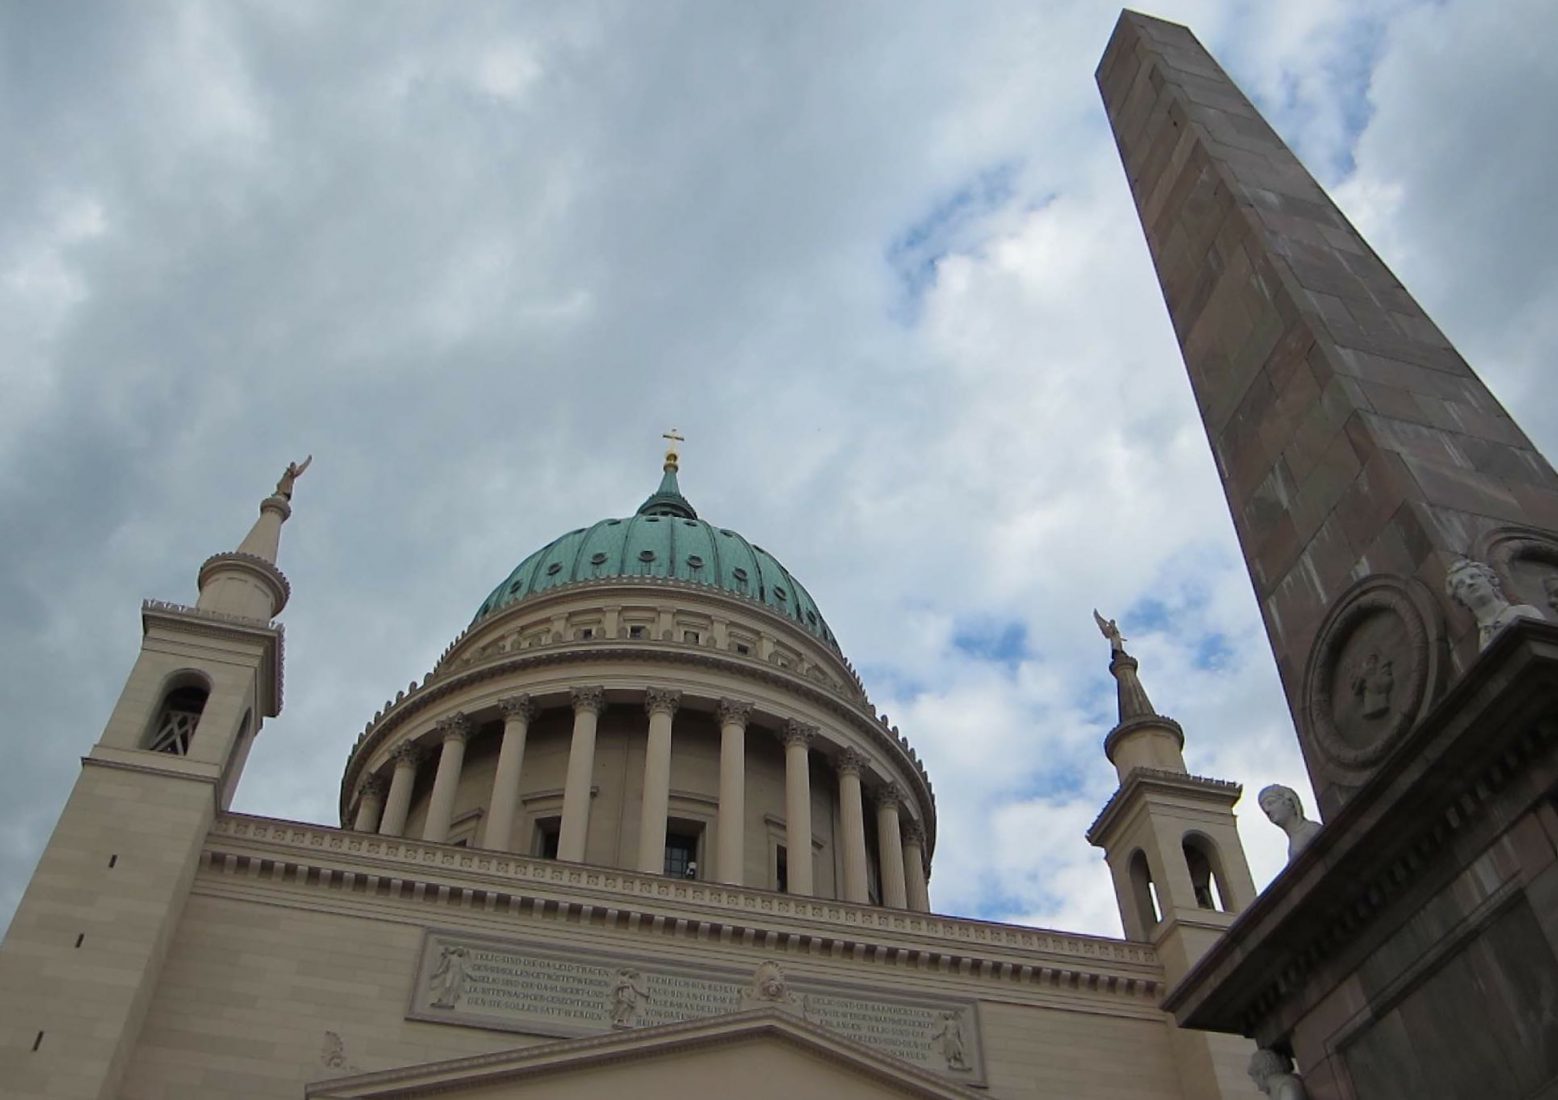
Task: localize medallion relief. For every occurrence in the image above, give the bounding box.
[1302,574,1446,772]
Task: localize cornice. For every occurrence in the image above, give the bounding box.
[141,599,286,716]
[206,813,1164,1012]
[339,644,936,850]
[197,550,292,612]
[1085,768,1242,846]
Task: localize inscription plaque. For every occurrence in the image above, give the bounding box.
[409,932,985,1083]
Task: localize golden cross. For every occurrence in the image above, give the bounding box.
[662,428,685,471]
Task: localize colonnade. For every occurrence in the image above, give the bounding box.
[350,688,931,912]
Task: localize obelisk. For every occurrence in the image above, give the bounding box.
[1097,11,1558,815]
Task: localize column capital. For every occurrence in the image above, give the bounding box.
[876,782,906,811]
[391,741,425,769]
[903,819,926,846]
[716,697,753,728]
[498,694,537,722]
[358,774,388,800]
[644,687,682,717]
[571,685,606,715]
[837,748,867,777]
[779,719,816,750]
[436,712,471,744]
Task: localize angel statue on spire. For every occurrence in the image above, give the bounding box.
[1093,609,1127,654]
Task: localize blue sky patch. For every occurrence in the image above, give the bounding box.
[886,161,1022,321]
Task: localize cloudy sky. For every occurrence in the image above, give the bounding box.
[3,0,1555,938]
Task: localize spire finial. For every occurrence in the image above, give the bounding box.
[662,428,684,472]
[274,454,312,500]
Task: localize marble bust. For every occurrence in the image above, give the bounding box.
[1248,1049,1308,1099]
[1257,785,1322,862]
[1445,557,1546,650]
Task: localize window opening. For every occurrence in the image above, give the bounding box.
[775,845,788,893]
[535,817,561,860]
[628,625,647,639]
[664,833,698,879]
[683,630,700,644]
[148,684,208,755]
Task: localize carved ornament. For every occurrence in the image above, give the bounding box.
[391,742,426,768]
[1302,573,1445,771]
[570,686,607,715]
[436,712,471,744]
[779,719,816,750]
[644,687,682,717]
[836,748,867,777]
[498,694,538,723]
[715,697,753,727]
[357,775,388,801]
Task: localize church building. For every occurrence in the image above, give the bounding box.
[9,7,1555,1100]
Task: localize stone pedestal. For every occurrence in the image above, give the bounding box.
[1163,621,1558,1099]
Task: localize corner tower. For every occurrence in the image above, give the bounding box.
[1086,619,1259,1100]
[0,463,303,1100]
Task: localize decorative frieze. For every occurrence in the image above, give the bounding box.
[409,933,987,1083]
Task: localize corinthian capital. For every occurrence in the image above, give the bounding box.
[391,741,425,769]
[357,774,388,800]
[836,748,867,777]
[903,819,926,846]
[498,694,537,723]
[877,782,906,811]
[571,685,606,715]
[716,698,753,728]
[644,687,682,717]
[779,719,816,750]
[435,712,471,744]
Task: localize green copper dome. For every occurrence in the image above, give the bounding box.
[473,465,840,650]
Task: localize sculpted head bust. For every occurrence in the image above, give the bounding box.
[1257,784,1323,863]
[1446,557,1546,650]
[1248,1049,1308,1099]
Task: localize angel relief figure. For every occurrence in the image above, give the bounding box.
[428,945,467,1009]
[931,1011,970,1071]
[610,968,650,1028]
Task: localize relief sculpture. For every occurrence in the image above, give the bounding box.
[931,1010,970,1071]
[428,945,467,1009]
[610,968,649,1029]
[1349,653,1393,719]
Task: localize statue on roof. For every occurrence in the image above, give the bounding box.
[275,455,312,499]
[1093,609,1127,654]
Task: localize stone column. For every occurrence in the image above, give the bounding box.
[876,784,908,909]
[715,698,752,885]
[352,775,386,833]
[482,695,536,850]
[423,713,471,843]
[636,688,681,874]
[780,721,816,895]
[558,686,605,862]
[378,742,423,837]
[836,749,870,904]
[903,820,931,912]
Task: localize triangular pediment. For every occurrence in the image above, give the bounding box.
[307,1008,982,1099]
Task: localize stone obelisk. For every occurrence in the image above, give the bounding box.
[1097,11,1558,815]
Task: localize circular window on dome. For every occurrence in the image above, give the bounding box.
[509,581,524,595]
[720,529,735,537]
[683,520,698,527]
[646,517,660,523]
[606,519,622,526]
[590,552,608,565]
[638,549,656,562]
[773,586,787,600]
[545,562,563,576]
[732,567,749,583]
[687,555,705,569]
[806,611,817,624]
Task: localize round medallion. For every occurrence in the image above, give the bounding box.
[1302,573,1446,770]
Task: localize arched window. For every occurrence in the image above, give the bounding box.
[146,674,210,755]
[1128,849,1160,932]
[1183,832,1234,912]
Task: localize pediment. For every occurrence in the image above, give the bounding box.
[307,1008,982,1099]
